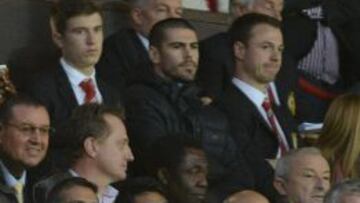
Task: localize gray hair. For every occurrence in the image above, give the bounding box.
[324,179,360,203]
[275,147,323,180]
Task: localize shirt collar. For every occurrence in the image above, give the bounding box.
[68,169,119,200]
[137,32,149,50]
[61,58,96,87]
[232,77,267,108]
[0,160,26,187]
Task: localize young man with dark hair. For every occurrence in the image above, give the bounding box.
[46,177,98,203]
[0,94,51,202]
[24,0,121,131]
[33,103,134,203]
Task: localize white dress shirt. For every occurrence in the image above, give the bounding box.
[0,160,26,188]
[61,58,103,104]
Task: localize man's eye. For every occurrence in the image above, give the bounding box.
[20,125,33,132]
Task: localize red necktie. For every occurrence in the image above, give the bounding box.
[79,79,96,103]
[262,97,289,156]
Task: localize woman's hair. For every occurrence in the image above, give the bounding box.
[317,93,360,178]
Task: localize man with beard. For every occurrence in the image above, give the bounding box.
[125,18,262,202]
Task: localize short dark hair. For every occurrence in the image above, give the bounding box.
[51,0,102,34]
[229,13,281,46]
[116,176,167,203]
[149,18,197,48]
[0,94,46,124]
[149,134,203,175]
[62,103,125,166]
[46,177,98,203]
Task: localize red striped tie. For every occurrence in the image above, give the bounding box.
[262,97,289,156]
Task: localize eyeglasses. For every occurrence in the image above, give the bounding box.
[5,122,55,136]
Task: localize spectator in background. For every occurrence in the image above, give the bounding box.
[149,136,208,203]
[223,190,270,203]
[273,147,330,203]
[115,176,167,203]
[24,0,121,131]
[317,93,360,183]
[324,179,360,203]
[126,17,275,202]
[23,0,122,175]
[46,177,98,203]
[196,0,298,115]
[0,95,51,202]
[97,0,182,91]
[33,103,134,203]
[216,13,296,165]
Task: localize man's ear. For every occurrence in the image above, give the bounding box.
[233,41,246,61]
[273,176,288,195]
[157,168,170,185]
[149,46,160,64]
[130,7,143,26]
[83,137,98,158]
[50,17,64,49]
[0,123,5,143]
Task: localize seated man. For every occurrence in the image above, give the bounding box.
[33,103,134,203]
[149,136,208,203]
[97,0,183,91]
[115,176,168,203]
[0,94,51,202]
[126,17,275,201]
[224,190,270,203]
[24,0,121,130]
[46,177,98,203]
[324,179,360,203]
[273,147,330,203]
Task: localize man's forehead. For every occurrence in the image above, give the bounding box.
[291,155,330,173]
[65,13,102,28]
[163,28,198,42]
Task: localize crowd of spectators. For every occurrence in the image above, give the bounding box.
[1,0,360,202]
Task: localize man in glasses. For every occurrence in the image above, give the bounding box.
[0,94,51,202]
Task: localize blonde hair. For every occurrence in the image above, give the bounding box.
[317,93,360,178]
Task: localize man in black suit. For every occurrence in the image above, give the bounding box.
[217,14,296,162]
[24,0,121,130]
[23,0,122,177]
[0,95,51,203]
[96,0,182,92]
[197,0,298,116]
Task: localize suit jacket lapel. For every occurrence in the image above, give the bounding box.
[56,64,78,110]
[230,84,275,134]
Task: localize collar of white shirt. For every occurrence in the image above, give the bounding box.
[61,58,103,104]
[232,77,267,109]
[0,160,26,187]
[137,32,149,50]
[68,169,119,202]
